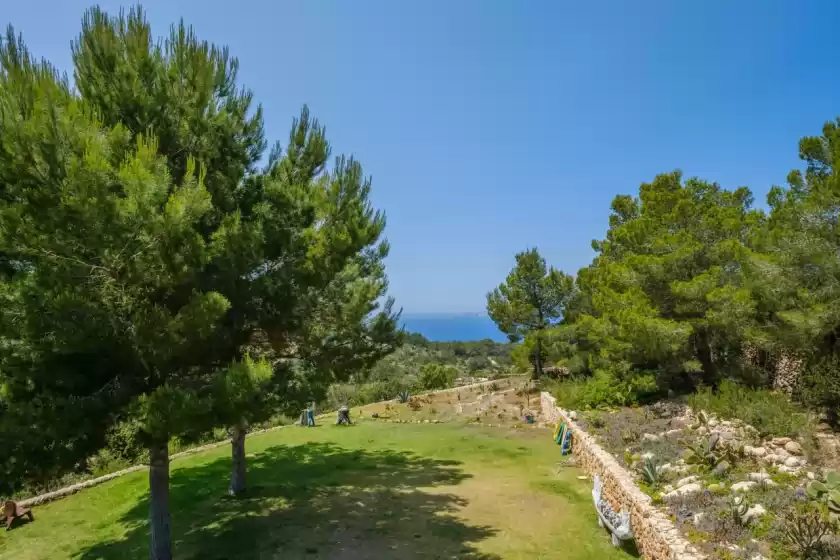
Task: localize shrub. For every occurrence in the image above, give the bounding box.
[418,364,458,391]
[550,369,659,410]
[688,379,808,437]
[796,356,840,427]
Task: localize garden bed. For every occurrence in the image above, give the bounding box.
[568,399,840,559]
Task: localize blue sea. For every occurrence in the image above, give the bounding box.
[399,313,507,342]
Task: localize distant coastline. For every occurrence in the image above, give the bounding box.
[400,313,506,342]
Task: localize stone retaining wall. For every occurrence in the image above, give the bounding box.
[540,392,704,560]
[15,378,519,508]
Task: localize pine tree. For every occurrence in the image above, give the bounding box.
[486,249,575,378]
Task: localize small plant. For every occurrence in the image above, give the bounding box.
[807,471,840,517]
[728,494,750,526]
[681,434,742,472]
[642,456,662,485]
[782,506,832,559]
[691,410,710,430]
[588,411,606,429]
[396,390,410,403]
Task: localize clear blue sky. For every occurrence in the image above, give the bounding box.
[5,1,840,314]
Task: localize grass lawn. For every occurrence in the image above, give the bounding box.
[0,421,637,559]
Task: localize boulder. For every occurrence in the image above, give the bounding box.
[732,481,758,492]
[748,446,767,457]
[772,437,792,446]
[642,433,661,442]
[784,456,800,468]
[749,472,771,482]
[662,482,703,498]
[784,441,803,455]
[717,431,735,441]
[676,475,699,488]
[743,504,766,524]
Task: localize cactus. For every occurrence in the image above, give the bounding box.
[728,494,750,526]
[807,471,840,515]
[681,435,742,472]
[397,390,410,403]
[642,456,662,485]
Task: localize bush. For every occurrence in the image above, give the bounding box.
[418,364,458,391]
[550,369,659,410]
[688,379,808,437]
[796,356,840,427]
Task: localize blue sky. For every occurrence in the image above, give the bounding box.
[5,1,840,314]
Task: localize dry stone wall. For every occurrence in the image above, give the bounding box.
[15,378,517,509]
[540,392,705,560]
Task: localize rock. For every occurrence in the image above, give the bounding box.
[676,475,699,488]
[762,454,780,465]
[660,462,673,473]
[772,437,792,446]
[732,481,758,492]
[693,512,706,525]
[784,456,800,468]
[717,431,735,441]
[423,419,431,424]
[748,446,767,457]
[696,426,709,435]
[807,471,816,480]
[670,418,689,430]
[663,482,703,499]
[662,484,675,493]
[778,465,801,474]
[743,504,767,524]
[568,411,578,420]
[721,420,733,427]
[712,460,731,476]
[774,448,791,459]
[708,418,719,428]
[784,441,803,455]
[749,472,771,482]
[642,432,661,442]
[664,429,682,438]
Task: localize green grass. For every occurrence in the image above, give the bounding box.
[0,421,636,559]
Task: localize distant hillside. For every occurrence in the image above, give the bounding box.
[400,313,506,342]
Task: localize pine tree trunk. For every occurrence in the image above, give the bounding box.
[695,332,717,387]
[533,334,543,380]
[228,421,247,496]
[148,441,172,560]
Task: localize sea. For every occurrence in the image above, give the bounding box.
[399,313,507,342]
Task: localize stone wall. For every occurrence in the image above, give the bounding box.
[540,392,705,560]
[14,378,519,509]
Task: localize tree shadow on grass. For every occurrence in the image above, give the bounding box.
[77,442,499,559]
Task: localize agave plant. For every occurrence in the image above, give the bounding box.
[807,471,840,516]
[396,390,411,403]
[642,456,662,485]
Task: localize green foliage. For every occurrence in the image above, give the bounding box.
[688,380,808,436]
[728,494,750,526]
[796,356,840,426]
[418,364,458,391]
[550,370,658,410]
[781,505,834,559]
[487,248,575,377]
[642,456,662,485]
[397,390,411,403]
[807,471,840,516]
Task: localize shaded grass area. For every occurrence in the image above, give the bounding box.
[0,422,634,560]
